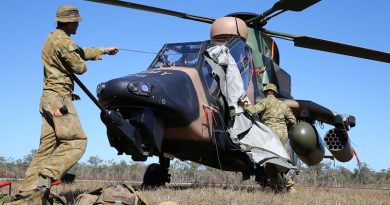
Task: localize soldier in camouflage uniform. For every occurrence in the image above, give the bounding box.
[245,83,296,149]
[245,83,297,192]
[17,4,119,199]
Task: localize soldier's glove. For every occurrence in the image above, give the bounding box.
[238,99,250,106]
[102,47,119,55]
[245,106,256,115]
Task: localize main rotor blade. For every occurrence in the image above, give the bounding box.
[85,0,215,24]
[263,29,390,63]
[274,0,321,11]
[246,0,321,25]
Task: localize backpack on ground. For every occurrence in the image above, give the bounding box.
[74,183,150,205]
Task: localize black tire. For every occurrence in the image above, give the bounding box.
[255,164,287,193]
[269,173,287,193]
[142,163,164,188]
[61,173,76,184]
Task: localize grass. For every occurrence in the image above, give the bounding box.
[143,186,390,205]
[4,181,390,205]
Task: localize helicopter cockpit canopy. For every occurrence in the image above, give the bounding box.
[149,39,253,93]
[151,42,203,68]
[150,38,258,94]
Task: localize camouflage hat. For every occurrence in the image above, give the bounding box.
[263,83,278,94]
[55,5,81,23]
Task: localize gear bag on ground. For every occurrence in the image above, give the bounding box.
[74,183,151,205]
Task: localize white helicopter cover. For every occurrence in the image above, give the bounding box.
[206,45,295,171]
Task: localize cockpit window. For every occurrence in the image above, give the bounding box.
[228,40,252,91]
[201,38,253,96]
[150,42,203,68]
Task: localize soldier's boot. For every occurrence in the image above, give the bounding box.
[285,174,297,193]
[10,187,48,205]
[37,174,51,190]
[36,174,51,205]
[13,174,51,202]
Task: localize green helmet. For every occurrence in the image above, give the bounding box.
[263,83,278,94]
[55,5,81,23]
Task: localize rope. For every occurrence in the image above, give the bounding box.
[118,48,182,56]
[118,48,158,55]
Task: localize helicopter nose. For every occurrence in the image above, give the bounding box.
[97,69,200,126]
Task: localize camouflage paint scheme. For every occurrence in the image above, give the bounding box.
[162,67,213,141]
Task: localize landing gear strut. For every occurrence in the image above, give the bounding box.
[141,155,171,188]
[255,164,287,193]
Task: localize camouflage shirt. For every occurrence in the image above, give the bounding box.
[245,95,296,134]
[41,29,104,95]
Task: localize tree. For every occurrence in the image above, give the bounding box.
[87,155,104,179]
[353,162,374,184]
[87,155,103,167]
[23,149,37,165]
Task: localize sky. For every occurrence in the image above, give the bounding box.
[1,0,389,171]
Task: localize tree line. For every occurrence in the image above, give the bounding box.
[1,150,390,188]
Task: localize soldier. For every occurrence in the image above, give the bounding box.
[245,83,297,192]
[245,83,296,148]
[16,4,119,199]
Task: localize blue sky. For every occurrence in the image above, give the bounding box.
[1,0,389,171]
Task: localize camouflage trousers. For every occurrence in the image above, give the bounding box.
[268,127,295,190]
[269,127,288,150]
[18,91,87,192]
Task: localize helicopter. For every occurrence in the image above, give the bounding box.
[81,0,390,189]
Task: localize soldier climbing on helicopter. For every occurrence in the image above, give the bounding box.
[245,83,297,192]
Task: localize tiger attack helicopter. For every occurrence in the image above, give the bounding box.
[82,0,390,189]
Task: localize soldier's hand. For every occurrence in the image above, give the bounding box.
[103,47,119,55]
[245,106,256,115]
[238,99,250,106]
[54,108,62,116]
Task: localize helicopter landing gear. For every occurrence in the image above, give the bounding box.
[61,173,76,184]
[255,164,287,193]
[61,165,77,184]
[141,155,171,189]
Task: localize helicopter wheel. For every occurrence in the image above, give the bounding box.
[269,173,287,193]
[61,165,77,184]
[255,164,287,193]
[142,156,171,189]
[254,168,270,188]
[61,173,76,184]
[142,163,165,189]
